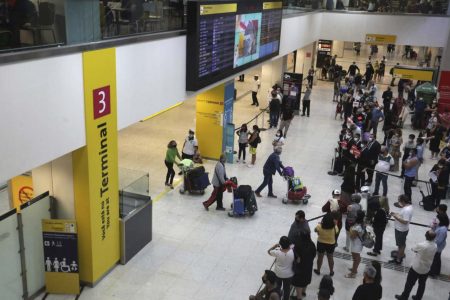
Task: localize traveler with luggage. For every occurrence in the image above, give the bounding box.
[165,140,181,189]
[268,236,294,300]
[255,146,284,198]
[202,154,227,211]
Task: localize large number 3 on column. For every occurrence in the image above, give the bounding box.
[98,90,106,114]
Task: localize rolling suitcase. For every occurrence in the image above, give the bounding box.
[233,198,245,215]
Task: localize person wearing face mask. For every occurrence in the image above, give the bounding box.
[403,148,420,201]
[429,159,450,208]
[202,154,227,211]
[179,129,198,175]
[400,134,416,177]
[365,133,381,185]
[390,128,403,172]
[249,270,281,300]
[272,129,285,150]
[255,146,284,198]
[370,105,384,138]
[373,146,394,197]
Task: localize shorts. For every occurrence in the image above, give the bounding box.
[317,242,335,254]
[249,146,257,155]
[395,229,408,247]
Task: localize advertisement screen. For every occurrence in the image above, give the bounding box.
[187,0,283,91]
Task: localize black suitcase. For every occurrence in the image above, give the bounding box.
[235,185,252,201]
[188,166,205,179]
[419,184,435,211]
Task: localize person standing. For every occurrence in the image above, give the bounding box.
[292,233,316,300]
[428,214,448,277]
[373,146,394,197]
[395,230,437,300]
[252,75,261,106]
[255,146,284,198]
[382,86,393,115]
[178,129,198,174]
[344,194,362,252]
[279,103,294,138]
[365,133,381,185]
[389,195,413,264]
[268,236,295,300]
[314,213,338,277]
[247,125,261,167]
[249,270,281,300]
[164,140,181,189]
[288,210,311,246]
[269,91,282,128]
[236,123,249,163]
[348,62,360,77]
[351,265,382,300]
[346,210,366,278]
[307,67,315,88]
[202,154,227,211]
[367,200,388,257]
[301,86,312,117]
[403,148,420,201]
[429,159,450,208]
[390,63,400,86]
[390,128,403,172]
[370,106,384,138]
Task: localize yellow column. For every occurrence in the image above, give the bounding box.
[72,48,120,284]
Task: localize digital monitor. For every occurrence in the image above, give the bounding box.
[186,0,283,91]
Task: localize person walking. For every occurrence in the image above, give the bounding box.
[373,146,394,196]
[352,265,382,300]
[403,148,420,201]
[389,194,413,264]
[202,154,227,211]
[288,210,311,246]
[292,233,317,300]
[247,125,261,168]
[236,123,249,163]
[268,236,295,300]
[367,200,388,256]
[314,213,338,277]
[307,67,314,88]
[252,75,261,106]
[279,102,294,138]
[164,140,181,189]
[428,214,448,277]
[301,86,312,117]
[255,146,284,198]
[395,230,437,300]
[269,91,282,128]
[345,210,366,278]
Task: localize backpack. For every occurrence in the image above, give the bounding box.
[419,195,435,211]
[359,226,375,248]
[256,135,261,144]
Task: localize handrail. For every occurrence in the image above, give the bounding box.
[234,106,269,132]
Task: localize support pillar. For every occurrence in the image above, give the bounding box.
[196,81,235,161]
[295,43,315,75]
[261,56,286,103]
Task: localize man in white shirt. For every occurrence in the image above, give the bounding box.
[395,230,437,300]
[181,129,198,160]
[373,146,394,197]
[252,75,261,107]
[389,195,413,264]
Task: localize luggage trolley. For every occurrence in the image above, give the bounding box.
[178,159,209,195]
[228,184,258,217]
[281,167,311,204]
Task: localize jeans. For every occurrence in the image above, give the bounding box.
[203,186,224,208]
[404,175,414,201]
[165,160,175,184]
[302,100,310,116]
[238,143,247,160]
[252,91,259,106]
[400,268,428,300]
[276,276,292,300]
[255,172,274,195]
[429,251,441,276]
[374,173,388,196]
[270,112,280,128]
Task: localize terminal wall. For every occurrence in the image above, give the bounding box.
[1,12,450,182]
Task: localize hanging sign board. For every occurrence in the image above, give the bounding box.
[365,34,397,45]
[393,67,435,82]
[9,175,33,209]
[42,219,80,295]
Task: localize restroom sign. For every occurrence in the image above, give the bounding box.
[42,219,80,294]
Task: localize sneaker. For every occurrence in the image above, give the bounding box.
[313,269,320,275]
[395,295,405,300]
[242,160,246,164]
[203,203,209,211]
[255,192,262,198]
[329,271,334,277]
[247,164,254,168]
[268,194,277,198]
[367,252,378,256]
[345,273,357,278]
[216,207,226,211]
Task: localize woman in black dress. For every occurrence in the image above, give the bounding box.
[292,233,317,299]
[429,124,444,159]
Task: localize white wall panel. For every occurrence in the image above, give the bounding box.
[116,36,188,130]
[0,54,85,183]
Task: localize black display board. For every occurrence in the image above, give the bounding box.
[186,0,283,91]
[282,72,303,111]
[316,39,332,68]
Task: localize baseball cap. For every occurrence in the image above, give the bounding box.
[332,190,341,196]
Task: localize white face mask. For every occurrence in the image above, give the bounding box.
[276,134,281,137]
[354,138,359,142]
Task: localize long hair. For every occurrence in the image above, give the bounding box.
[321,213,335,230]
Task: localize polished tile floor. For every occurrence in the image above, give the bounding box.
[50,49,449,300]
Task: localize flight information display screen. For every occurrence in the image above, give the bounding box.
[186,1,283,91]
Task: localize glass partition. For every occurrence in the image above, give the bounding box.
[100,0,185,39]
[119,168,150,218]
[0,0,66,52]
[0,209,23,300]
[20,194,51,297]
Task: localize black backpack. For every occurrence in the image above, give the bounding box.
[419,194,435,211]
